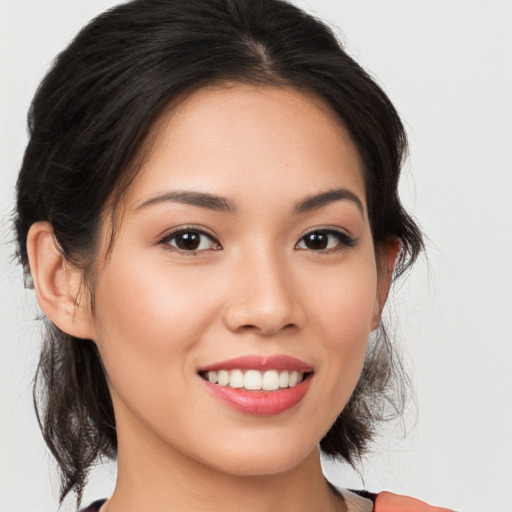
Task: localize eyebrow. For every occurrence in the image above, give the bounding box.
[135,187,364,216]
[135,190,236,213]
[294,188,364,215]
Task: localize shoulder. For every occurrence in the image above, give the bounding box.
[335,486,456,512]
[77,499,106,512]
[373,491,455,512]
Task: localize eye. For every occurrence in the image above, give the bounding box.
[295,229,355,252]
[160,228,221,253]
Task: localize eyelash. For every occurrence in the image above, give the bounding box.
[158,227,356,255]
[158,227,221,254]
[295,228,356,253]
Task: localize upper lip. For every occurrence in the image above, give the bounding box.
[198,355,313,373]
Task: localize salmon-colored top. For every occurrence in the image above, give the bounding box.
[374,491,455,512]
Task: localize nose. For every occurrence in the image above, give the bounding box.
[222,249,304,336]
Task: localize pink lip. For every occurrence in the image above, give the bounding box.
[198,355,314,416]
[202,377,312,416]
[198,354,313,373]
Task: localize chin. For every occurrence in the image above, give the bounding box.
[195,436,319,478]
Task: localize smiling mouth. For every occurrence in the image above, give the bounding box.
[199,369,312,391]
[198,356,314,415]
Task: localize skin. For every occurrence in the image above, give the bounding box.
[27,85,397,512]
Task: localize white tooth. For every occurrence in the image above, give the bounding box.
[208,371,218,384]
[244,370,262,390]
[279,370,289,388]
[262,370,279,391]
[289,370,299,387]
[218,370,229,386]
[229,369,244,388]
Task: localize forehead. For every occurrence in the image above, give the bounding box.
[124,84,366,212]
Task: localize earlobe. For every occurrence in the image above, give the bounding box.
[26,222,95,340]
[371,239,400,331]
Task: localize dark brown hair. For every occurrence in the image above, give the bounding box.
[15,0,423,505]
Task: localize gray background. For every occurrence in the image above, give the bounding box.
[1,1,511,511]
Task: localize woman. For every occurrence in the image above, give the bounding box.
[14,0,454,510]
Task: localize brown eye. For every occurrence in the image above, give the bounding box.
[163,229,219,252]
[296,230,355,251]
[302,232,329,250]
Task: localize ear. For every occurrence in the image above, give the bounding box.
[371,238,400,331]
[26,221,96,340]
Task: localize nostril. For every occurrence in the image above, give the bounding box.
[235,322,299,336]
[238,324,258,332]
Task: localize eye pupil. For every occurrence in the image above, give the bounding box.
[176,232,201,251]
[304,232,328,250]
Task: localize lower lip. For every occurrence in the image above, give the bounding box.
[202,376,312,416]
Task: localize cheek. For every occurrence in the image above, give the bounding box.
[90,252,219,399]
[301,253,378,401]
[304,251,378,341]
[94,251,215,341]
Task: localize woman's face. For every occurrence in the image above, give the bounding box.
[86,85,391,477]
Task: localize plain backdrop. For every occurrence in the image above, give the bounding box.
[1,1,511,511]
